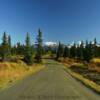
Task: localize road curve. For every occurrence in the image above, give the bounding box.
[0,60,99,100]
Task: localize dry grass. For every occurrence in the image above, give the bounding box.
[89,58,100,72]
[65,68,100,93]
[0,61,44,89]
[90,58,100,67]
[70,63,85,68]
[59,57,100,72]
[57,57,75,66]
[91,58,100,64]
[60,58,100,93]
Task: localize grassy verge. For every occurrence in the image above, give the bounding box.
[57,57,100,94]
[0,60,44,90]
[64,67,100,94]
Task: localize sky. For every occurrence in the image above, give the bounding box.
[0,0,100,45]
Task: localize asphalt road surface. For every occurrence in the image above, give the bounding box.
[0,60,99,100]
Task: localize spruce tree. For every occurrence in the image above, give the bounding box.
[8,35,11,48]
[76,44,80,59]
[83,40,92,62]
[24,33,33,65]
[80,41,84,60]
[93,38,97,57]
[16,42,21,55]
[25,33,30,47]
[8,35,11,55]
[63,46,69,58]
[88,41,93,60]
[35,29,43,63]
[56,42,60,60]
[11,45,17,55]
[1,32,9,61]
[56,42,64,60]
[70,43,76,58]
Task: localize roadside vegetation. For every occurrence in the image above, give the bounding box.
[0,61,44,90]
[56,57,100,93]
[0,29,44,89]
[0,28,100,93]
[55,39,100,93]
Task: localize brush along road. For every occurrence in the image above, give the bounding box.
[0,60,99,100]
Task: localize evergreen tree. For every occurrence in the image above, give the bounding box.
[80,41,84,60]
[8,35,11,48]
[31,45,35,55]
[1,32,9,61]
[35,29,43,63]
[70,43,76,58]
[2,32,8,45]
[56,42,64,60]
[88,41,93,59]
[94,38,97,46]
[93,38,97,57]
[25,33,30,47]
[76,44,80,59]
[8,35,11,55]
[83,40,92,62]
[11,45,17,55]
[63,46,70,58]
[16,42,22,55]
[24,33,33,65]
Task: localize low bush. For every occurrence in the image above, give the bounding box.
[90,58,100,67]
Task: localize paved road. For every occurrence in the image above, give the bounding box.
[0,60,99,100]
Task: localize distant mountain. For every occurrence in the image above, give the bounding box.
[44,42,57,47]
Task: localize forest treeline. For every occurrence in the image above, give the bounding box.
[56,39,100,62]
[0,29,43,65]
[0,29,100,65]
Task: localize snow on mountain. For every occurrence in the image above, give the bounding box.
[44,42,57,46]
